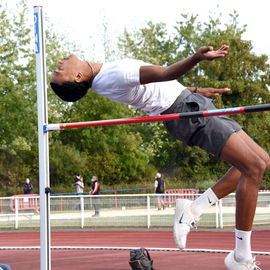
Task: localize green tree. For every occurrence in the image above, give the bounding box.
[55,90,150,185]
[118,12,270,185]
[2,0,270,195]
[0,0,89,194]
[0,0,38,192]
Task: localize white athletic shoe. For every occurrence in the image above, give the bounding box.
[225,251,261,270]
[173,199,198,249]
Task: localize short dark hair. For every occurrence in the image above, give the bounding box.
[50,81,90,102]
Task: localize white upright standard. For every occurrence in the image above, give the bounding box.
[34,6,51,270]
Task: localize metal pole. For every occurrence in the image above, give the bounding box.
[15,198,18,229]
[147,195,151,229]
[45,103,270,132]
[80,196,84,229]
[215,202,219,228]
[34,6,51,270]
[219,199,223,229]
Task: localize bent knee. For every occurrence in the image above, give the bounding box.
[245,156,266,182]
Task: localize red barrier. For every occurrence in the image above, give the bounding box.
[10,194,40,212]
[165,189,199,207]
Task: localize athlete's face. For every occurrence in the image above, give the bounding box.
[51,54,81,85]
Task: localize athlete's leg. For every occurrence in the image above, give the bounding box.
[191,129,270,219]
[212,130,270,199]
[219,131,266,230]
[220,131,270,268]
[191,129,269,267]
[218,131,269,267]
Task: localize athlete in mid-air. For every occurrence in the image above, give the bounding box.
[50,44,268,269]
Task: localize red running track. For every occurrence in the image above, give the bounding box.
[0,230,269,270]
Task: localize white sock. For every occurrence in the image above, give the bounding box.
[191,188,219,218]
[235,229,252,263]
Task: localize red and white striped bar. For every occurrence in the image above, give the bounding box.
[46,113,181,131]
[45,103,270,132]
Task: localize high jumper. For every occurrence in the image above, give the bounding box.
[50,45,268,270]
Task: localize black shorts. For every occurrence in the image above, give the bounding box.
[161,89,242,157]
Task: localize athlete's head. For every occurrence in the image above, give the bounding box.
[50,54,93,102]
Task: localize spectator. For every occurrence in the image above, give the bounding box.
[89,176,100,217]
[73,173,84,193]
[154,172,166,210]
[72,174,84,210]
[23,178,33,194]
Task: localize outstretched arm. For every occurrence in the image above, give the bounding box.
[187,87,231,98]
[140,45,229,84]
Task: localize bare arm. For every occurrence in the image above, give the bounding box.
[154,180,158,193]
[187,87,231,98]
[140,45,229,84]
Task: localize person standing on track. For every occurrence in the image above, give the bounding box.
[72,173,84,210]
[23,177,33,194]
[50,44,269,269]
[90,175,100,217]
[153,172,166,210]
[73,173,84,194]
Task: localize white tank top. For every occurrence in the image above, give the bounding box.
[91,59,186,116]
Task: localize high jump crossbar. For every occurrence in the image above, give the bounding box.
[45,103,270,132]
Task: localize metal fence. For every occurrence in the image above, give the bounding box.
[0,192,269,230]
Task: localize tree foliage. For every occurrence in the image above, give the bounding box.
[55,90,150,185]
[0,0,151,194]
[119,12,270,185]
[1,1,270,196]
[0,0,37,194]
